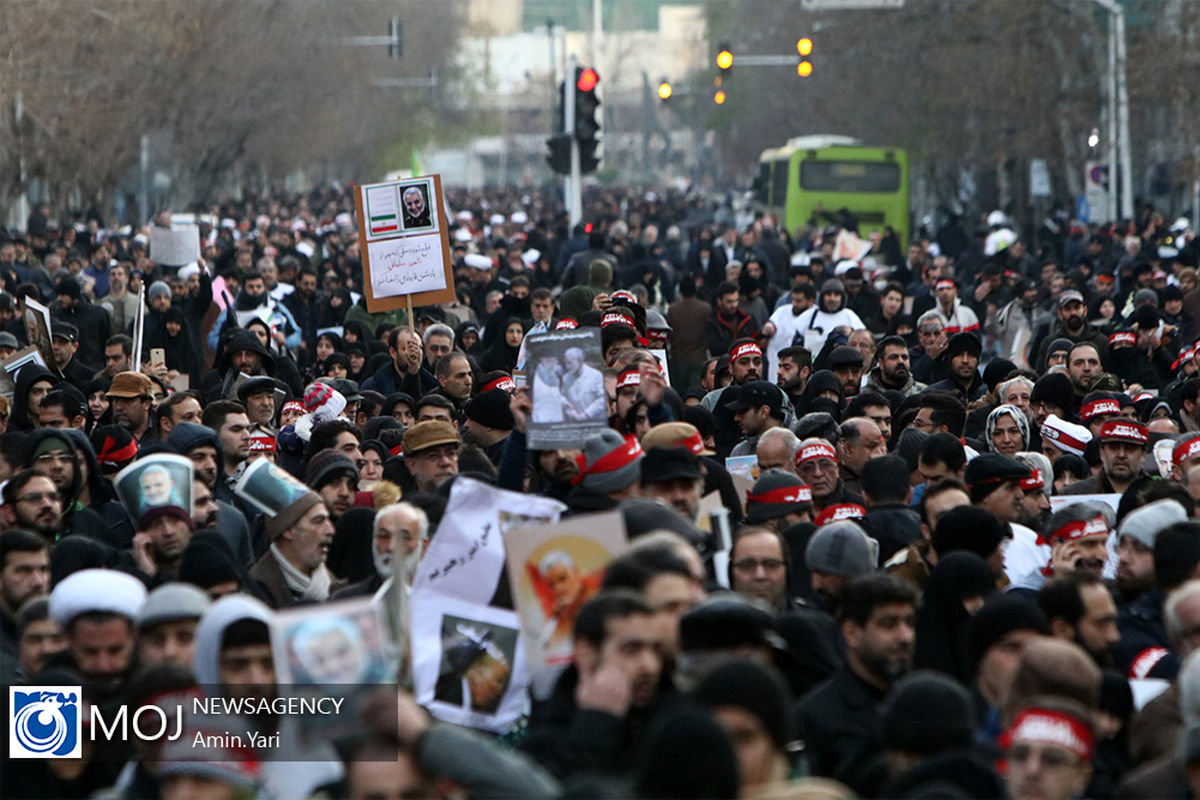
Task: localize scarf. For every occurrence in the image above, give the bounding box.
[270,543,332,602]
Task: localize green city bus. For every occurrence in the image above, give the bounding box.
[754,135,910,246]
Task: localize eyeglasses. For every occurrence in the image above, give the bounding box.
[17,491,60,504]
[34,453,72,465]
[732,558,785,572]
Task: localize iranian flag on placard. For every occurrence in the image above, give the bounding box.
[371,216,399,235]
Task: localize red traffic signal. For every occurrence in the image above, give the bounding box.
[576,67,599,92]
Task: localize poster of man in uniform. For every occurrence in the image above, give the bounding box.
[400,181,433,231]
[502,510,628,674]
[234,458,313,518]
[525,328,607,449]
[272,597,394,685]
[114,453,194,524]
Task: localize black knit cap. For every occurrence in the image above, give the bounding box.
[177,541,240,590]
[634,706,739,800]
[967,594,1050,666]
[881,671,976,755]
[1030,372,1074,414]
[693,659,793,750]
[931,505,1007,560]
[464,388,514,431]
[946,332,982,360]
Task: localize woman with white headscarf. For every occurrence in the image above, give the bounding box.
[985,403,1029,457]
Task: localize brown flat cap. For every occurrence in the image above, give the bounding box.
[106,371,153,399]
[402,420,461,455]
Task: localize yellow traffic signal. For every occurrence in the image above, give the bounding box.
[797,60,813,77]
[714,90,727,104]
[716,47,733,70]
[797,37,813,56]
[658,82,673,100]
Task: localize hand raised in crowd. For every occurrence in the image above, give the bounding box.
[760,321,777,338]
[592,293,612,311]
[510,386,532,434]
[575,661,632,718]
[638,363,666,407]
[926,329,949,359]
[132,531,156,576]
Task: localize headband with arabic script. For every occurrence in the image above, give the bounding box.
[554,318,579,330]
[481,376,516,393]
[616,369,641,389]
[1039,514,1108,545]
[814,503,866,526]
[1000,708,1093,761]
[1080,398,1121,421]
[796,441,837,464]
[729,342,762,362]
[746,484,813,507]
[935,279,956,291]
[1098,420,1148,445]
[1108,331,1136,348]
[1020,468,1044,492]
[1173,436,1200,466]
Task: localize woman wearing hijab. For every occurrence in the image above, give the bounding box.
[481,317,526,373]
[984,403,1030,457]
[798,369,844,416]
[455,321,482,357]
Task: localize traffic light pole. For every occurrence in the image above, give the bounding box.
[565,55,583,228]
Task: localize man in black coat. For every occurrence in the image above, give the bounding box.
[794,574,917,789]
[51,276,110,370]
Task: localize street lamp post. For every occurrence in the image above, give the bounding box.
[1091,0,1133,222]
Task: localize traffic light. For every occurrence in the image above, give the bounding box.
[387,18,402,59]
[796,37,812,77]
[545,133,571,174]
[797,60,812,77]
[716,42,733,71]
[574,66,600,173]
[714,90,726,105]
[657,81,673,101]
[797,37,812,56]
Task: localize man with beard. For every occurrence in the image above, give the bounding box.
[51,276,110,370]
[170,421,255,567]
[1013,504,1112,593]
[249,489,339,609]
[207,270,301,352]
[48,567,146,694]
[22,432,110,541]
[1066,342,1103,404]
[0,531,49,666]
[795,574,917,785]
[703,340,795,457]
[703,281,759,359]
[836,418,887,495]
[805,520,877,614]
[775,345,811,409]
[925,332,986,403]
[791,279,865,349]
[305,451,359,522]
[763,284,818,378]
[865,336,925,397]
[829,345,865,399]
[639,447,703,522]
[282,266,322,354]
[1061,418,1147,495]
[728,380,785,456]
[106,370,155,442]
[131,505,195,581]
[1115,499,1186,603]
[1038,573,1120,667]
[462,388,514,466]
[1032,291,1108,373]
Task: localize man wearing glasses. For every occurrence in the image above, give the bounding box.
[0,470,64,543]
[402,420,461,494]
[728,526,792,613]
[910,310,949,385]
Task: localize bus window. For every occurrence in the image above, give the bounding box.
[755,162,772,204]
[771,159,789,207]
[799,160,901,193]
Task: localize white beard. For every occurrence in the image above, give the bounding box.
[373,547,394,579]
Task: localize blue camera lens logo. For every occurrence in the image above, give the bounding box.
[9,686,81,759]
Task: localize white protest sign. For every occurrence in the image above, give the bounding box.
[365,236,447,298]
[149,225,201,266]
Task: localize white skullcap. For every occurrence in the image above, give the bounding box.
[178,262,201,281]
[464,253,492,271]
[454,227,474,243]
[220,218,237,230]
[295,241,315,258]
[521,248,541,265]
[510,211,528,225]
[334,212,354,229]
[489,214,505,226]
[834,260,861,276]
[291,218,308,232]
[50,568,147,628]
[1040,414,1092,457]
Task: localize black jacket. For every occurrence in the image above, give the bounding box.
[794,663,887,784]
[52,298,110,371]
[861,504,923,565]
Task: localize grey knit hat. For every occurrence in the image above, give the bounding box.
[148,280,172,301]
[805,520,876,577]
[137,583,212,630]
[579,429,643,494]
[1118,498,1188,551]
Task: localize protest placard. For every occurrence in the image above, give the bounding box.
[354,174,455,314]
[503,510,628,675]
[149,225,201,266]
[233,458,314,518]
[411,596,528,733]
[524,328,608,449]
[1049,493,1121,514]
[113,453,194,525]
[272,597,395,685]
[23,297,56,377]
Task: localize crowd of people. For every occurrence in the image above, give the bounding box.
[0,182,1198,800]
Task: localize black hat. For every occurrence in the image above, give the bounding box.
[881,671,976,755]
[634,708,739,800]
[967,594,1050,666]
[464,388,514,431]
[55,276,81,299]
[324,378,363,403]
[964,453,1030,490]
[1133,304,1161,330]
[982,358,1017,391]
[794,410,840,443]
[693,660,793,751]
[680,596,780,652]
[861,455,911,499]
[829,345,864,369]
[725,380,782,414]
[931,506,1007,560]
[640,446,702,484]
[305,450,359,490]
[1045,337,1074,360]
[178,541,240,590]
[619,499,705,546]
[745,470,812,523]
[1030,372,1074,413]
[236,376,276,403]
[51,321,78,342]
[945,331,982,360]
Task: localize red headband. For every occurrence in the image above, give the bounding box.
[1020,468,1044,492]
[680,431,706,455]
[935,279,955,291]
[1172,347,1195,371]
[1080,398,1120,421]
[1109,331,1136,348]
[482,376,516,393]
[250,436,275,452]
[1099,420,1148,445]
[1041,515,1108,545]
[389,444,404,457]
[574,435,642,483]
[611,290,637,304]
[555,318,579,330]
[1173,436,1200,466]
[282,400,306,415]
[1040,423,1088,455]
[797,441,837,464]
[746,484,812,506]
[601,311,635,329]
[729,342,762,362]
[97,436,139,467]
[1001,708,1093,761]
[814,503,866,525]
[616,370,641,389]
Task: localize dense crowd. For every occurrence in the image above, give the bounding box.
[0,184,1198,800]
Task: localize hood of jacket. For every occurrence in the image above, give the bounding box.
[193,593,273,685]
[58,427,112,503]
[12,364,59,431]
